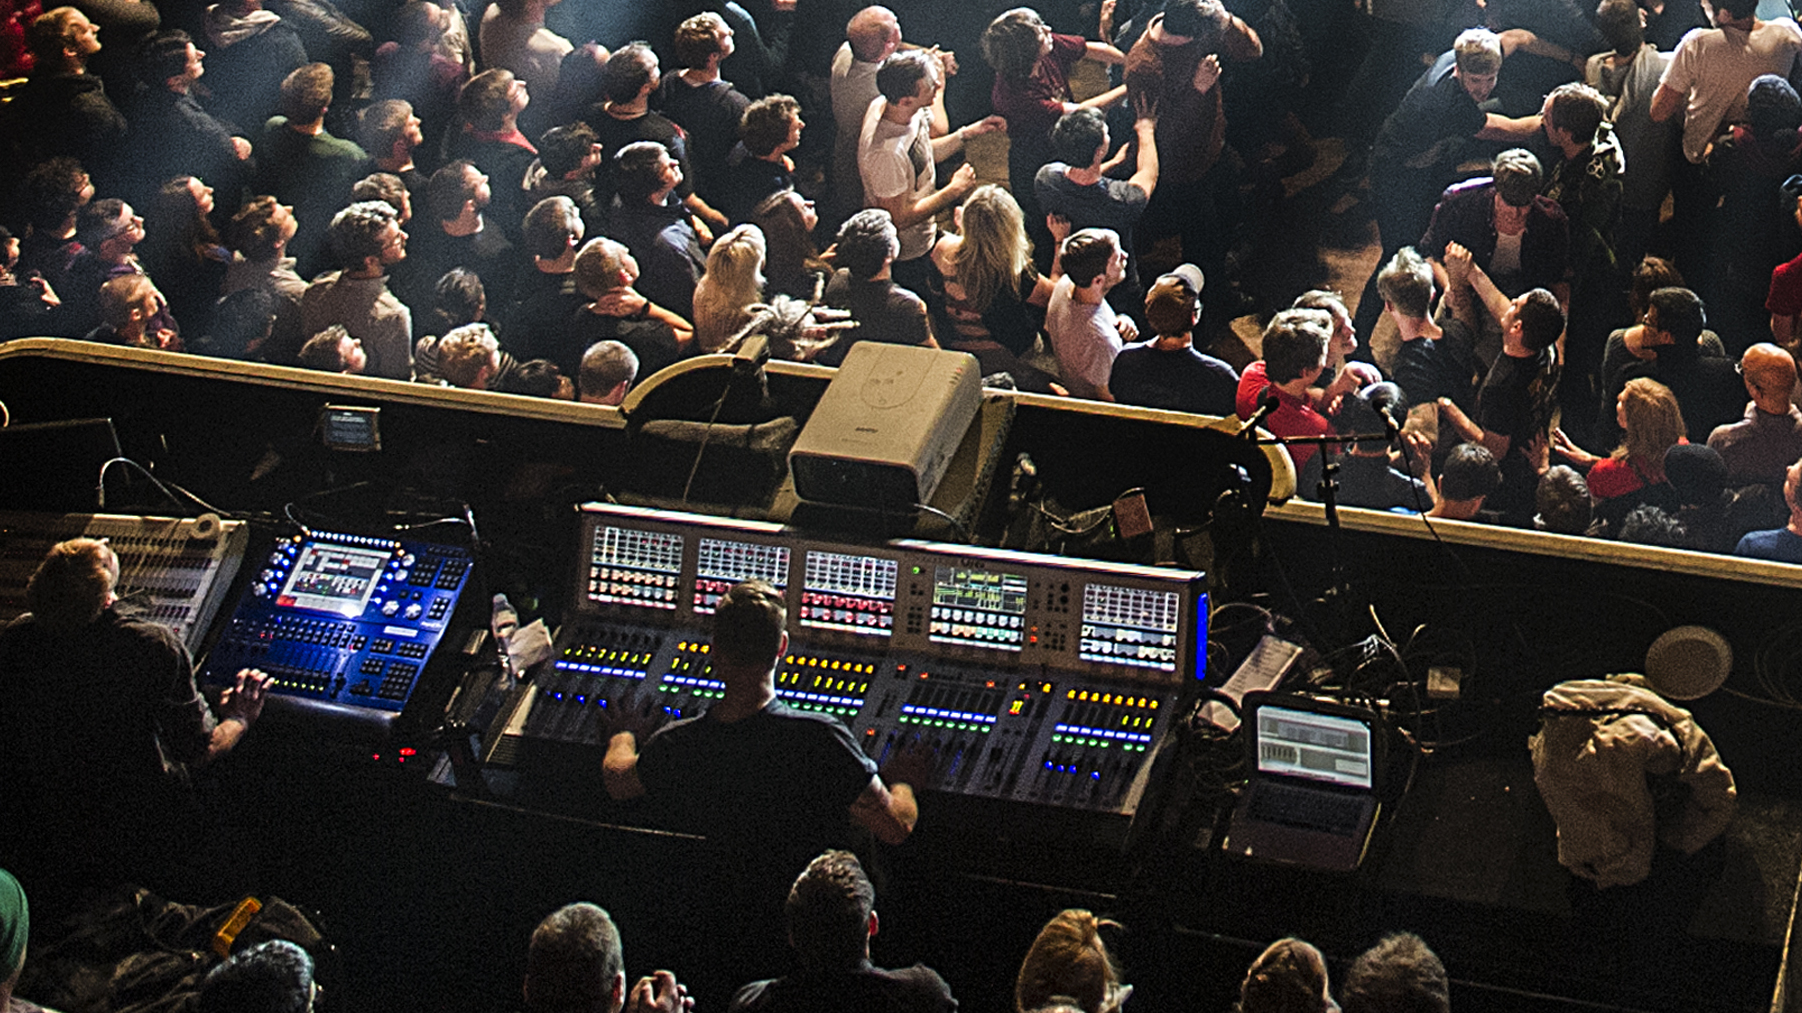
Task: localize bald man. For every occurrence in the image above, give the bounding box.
[829,6,955,219]
[1707,343,1802,486]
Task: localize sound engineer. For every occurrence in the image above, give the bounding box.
[0,537,272,904]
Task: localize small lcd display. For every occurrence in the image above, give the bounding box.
[930,566,1027,651]
[1079,583,1180,671]
[694,538,791,614]
[588,526,682,610]
[277,542,390,616]
[1256,706,1373,789]
[799,551,897,636]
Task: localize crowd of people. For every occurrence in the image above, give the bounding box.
[4,0,1802,555]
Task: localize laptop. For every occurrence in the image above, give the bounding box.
[1222,691,1385,872]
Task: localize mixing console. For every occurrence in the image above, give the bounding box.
[0,511,247,653]
[484,504,1207,818]
[200,531,477,727]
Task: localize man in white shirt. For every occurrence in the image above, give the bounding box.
[856,48,1003,293]
[1046,228,1138,401]
[829,6,957,221]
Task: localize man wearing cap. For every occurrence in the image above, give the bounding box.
[1708,343,1802,487]
[1108,264,1237,415]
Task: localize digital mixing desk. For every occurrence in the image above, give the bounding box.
[485,503,1207,820]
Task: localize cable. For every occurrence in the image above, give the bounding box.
[680,374,739,507]
[97,457,186,512]
[912,502,971,543]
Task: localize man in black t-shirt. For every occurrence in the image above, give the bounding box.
[729,851,957,1013]
[1109,264,1238,415]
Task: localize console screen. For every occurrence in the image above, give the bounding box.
[1080,583,1179,671]
[930,566,1027,651]
[587,526,682,610]
[800,551,897,636]
[277,542,389,617]
[693,538,791,614]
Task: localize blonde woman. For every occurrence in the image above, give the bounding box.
[927,185,1067,388]
[692,223,768,353]
[1015,909,1127,1013]
[1552,376,1687,502]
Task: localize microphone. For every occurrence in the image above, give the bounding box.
[1240,388,1281,438]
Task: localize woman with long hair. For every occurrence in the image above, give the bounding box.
[751,189,829,300]
[139,176,230,340]
[692,224,767,353]
[1554,376,1687,506]
[927,184,1066,386]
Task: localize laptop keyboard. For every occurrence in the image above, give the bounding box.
[1249,784,1365,836]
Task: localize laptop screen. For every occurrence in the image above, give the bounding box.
[1255,704,1373,789]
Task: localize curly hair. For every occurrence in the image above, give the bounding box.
[981,7,1048,86]
[1239,937,1330,1013]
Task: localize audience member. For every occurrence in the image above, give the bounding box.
[258,63,373,276]
[428,321,514,389]
[657,12,750,207]
[296,322,369,372]
[87,273,176,348]
[194,285,278,359]
[830,5,905,220]
[1034,99,1158,313]
[925,185,1062,384]
[1382,246,1478,415]
[1584,0,1673,271]
[399,160,517,318]
[478,0,573,114]
[359,100,428,201]
[1665,442,1735,550]
[1553,377,1686,530]
[353,172,414,225]
[201,0,308,138]
[139,176,231,339]
[1239,937,1335,1013]
[1014,909,1123,1013]
[858,48,1005,293]
[1235,307,1335,472]
[497,358,574,398]
[301,200,413,378]
[522,902,691,1013]
[608,141,708,322]
[446,69,539,243]
[371,0,468,156]
[1109,264,1237,414]
[729,850,956,1013]
[1428,441,1503,520]
[1708,343,1802,486]
[1292,289,1382,409]
[13,157,94,296]
[1046,227,1135,401]
[1341,933,1448,1013]
[1303,381,1434,510]
[720,94,803,225]
[506,194,586,346]
[527,123,606,239]
[1536,463,1594,533]
[752,188,829,300]
[589,42,728,234]
[1707,75,1802,347]
[66,198,179,340]
[127,30,253,204]
[6,7,128,191]
[0,227,62,341]
[819,208,935,367]
[567,236,688,381]
[1607,287,1742,444]
[693,224,767,353]
[1734,457,1802,561]
[222,196,307,361]
[579,339,639,404]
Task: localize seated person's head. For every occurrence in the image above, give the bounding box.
[1015,910,1122,1013]
[227,196,295,261]
[572,238,634,298]
[1452,27,1502,77]
[96,273,160,336]
[25,536,116,629]
[524,196,585,261]
[1594,0,1643,55]
[196,940,316,1013]
[279,63,334,122]
[538,123,600,181]
[138,29,198,90]
[20,156,92,235]
[1341,932,1448,1013]
[1645,286,1706,350]
[297,324,367,374]
[1535,464,1592,534]
[1438,442,1502,505]
[525,903,624,1013]
[328,200,403,272]
[600,42,658,104]
[1491,148,1542,208]
[614,141,677,205]
[352,172,410,223]
[1664,444,1728,507]
[711,579,786,669]
[1142,265,1204,338]
[1050,108,1108,169]
[875,48,938,104]
[437,322,502,389]
[459,68,521,131]
[579,340,638,404]
[432,266,487,332]
[1060,229,1121,290]
[77,198,139,256]
[1618,504,1687,547]
[1377,246,1433,320]
[1260,308,1333,385]
[1239,937,1333,1013]
[834,210,900,281]
[499,359,575,399]
[1511,288,1564,353]
[786,850,876,969]
[203,287,279,359]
